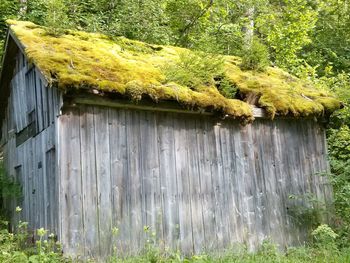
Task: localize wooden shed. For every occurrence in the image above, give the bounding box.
[0,21,342,259]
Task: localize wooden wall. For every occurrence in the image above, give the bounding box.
[0,46,333,261]
[58,105,332,259]
[1,52,62,235]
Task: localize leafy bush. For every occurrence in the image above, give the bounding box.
[0,162,21,213]
[214,75,239,99]
[311,224,338,249]
[44,0,69,36]
[287,193,328,230]
[240,38,270,71]
[0,209,68,263]
[164,50,225,89]
[327,125,350,247]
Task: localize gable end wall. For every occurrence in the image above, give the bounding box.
[1,49,63,238]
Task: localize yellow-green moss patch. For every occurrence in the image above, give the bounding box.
[224,59,342,118]
[6,20,342,121]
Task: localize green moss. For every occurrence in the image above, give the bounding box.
[6,20,342,122]
[225,60,342,118]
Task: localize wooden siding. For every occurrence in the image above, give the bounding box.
[1,52,62,237]
[58,105,332,259]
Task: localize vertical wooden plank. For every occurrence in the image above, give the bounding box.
[187,117,205,253]
[46,147,57,234]
[157,112,179,250]
[140,111,162,249]
[11,77,21,132]
[35,133,44,229]
[94,107,113,259]
[126,110,143,253]
[59,108,84,256]
[270,120,288,248]
[34,69,43,132]
[249,120,268,246]
[40,78,48,129]
[200,119,219,251]
[241,124,259,250]
[29,138,36,229]
[212,122,226,249]
[80,105,100,258]
[219,122,240,248]
[19,67,27,129]
[173,116,193,253]
[108,108,130,253]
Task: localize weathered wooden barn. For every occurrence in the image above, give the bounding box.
[0,21,342,259]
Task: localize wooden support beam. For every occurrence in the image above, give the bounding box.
[70,94,268,119]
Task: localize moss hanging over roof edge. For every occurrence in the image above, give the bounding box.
[4,20,343,122]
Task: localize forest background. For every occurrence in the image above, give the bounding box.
[0,0,350,261]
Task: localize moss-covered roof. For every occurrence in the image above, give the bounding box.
[5,20,342,122]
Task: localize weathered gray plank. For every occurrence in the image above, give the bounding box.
[200,119,217,251]
[80,105,100,258]
[174,116,194,253]
[108,108,127,254]
[94,107,113,259]
[34,69,44,132]
[140,111,160,248]
[157,112,179,250]
[188,117,205,253]
[59,108,84,256]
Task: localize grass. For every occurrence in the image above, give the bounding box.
[1,215,350,263]
[108,244,350,263]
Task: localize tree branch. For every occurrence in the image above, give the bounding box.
[176,0,214,46]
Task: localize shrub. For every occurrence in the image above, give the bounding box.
[327,125,350,248]
[44,0,69,36]
[312,224,338,249]
[287,193,328,230]
[240,38,270,71]
[0,161,21,213]
[164,50,225,90]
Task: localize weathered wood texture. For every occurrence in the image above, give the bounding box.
[58,105,332,259]
[1,47,333,261]
[1,52,62,236]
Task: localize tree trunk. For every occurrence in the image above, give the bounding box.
[243,6,255,48]
[19,0,27,16]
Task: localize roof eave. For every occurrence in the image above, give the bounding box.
[0,28,24,136]
[0,28,11,86]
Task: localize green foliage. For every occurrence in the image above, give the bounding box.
[0,210,68,263]
[327,126,350,247]
[256,0,318,72]
[44,0,69,36]
[165,0,211,47]
[303,0,350,75]
[311,224,338,249]
[164,50,225,89]
[287,193,328,231]
[328,126,350,162]
[324,73,350,128]
[0,0,19,61]
[22,0,47,25]
[0,162,21,211]
[240,38,269,71]
[0,0,19,35]
[215,76,238,99]
[107,243,350,263]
